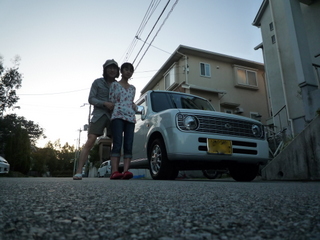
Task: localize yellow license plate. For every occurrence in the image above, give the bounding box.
[207,139,232,155]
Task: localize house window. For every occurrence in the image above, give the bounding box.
[200,62,211,77]
[164,66,176,90]
[271,35,276,44]
[269,22,274,31]
[235,66,258,88]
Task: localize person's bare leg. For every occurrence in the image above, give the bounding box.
[75,134,97,174]
[111,156,120,173]
[123,158,131,172]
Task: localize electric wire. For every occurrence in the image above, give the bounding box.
[18,88,89,96]
[132,0,171,65]
[135,37,171,55]
[18,68,156,96]
[134,0,179,70]
[121,0,162,63]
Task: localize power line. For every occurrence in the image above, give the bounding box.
[135,0,179,70]
[19,88,89,96]
[135,36,171,55]
[121,0,162,63]
[132,0,171,65]
[19,68,159,97]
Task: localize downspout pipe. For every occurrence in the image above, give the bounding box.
[176,51,189,87]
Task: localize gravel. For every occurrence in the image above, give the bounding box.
[0,177,319,240]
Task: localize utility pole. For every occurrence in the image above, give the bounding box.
[73,128,82,175]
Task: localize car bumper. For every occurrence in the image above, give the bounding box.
[164,128,269,164]
[0,164,10,174]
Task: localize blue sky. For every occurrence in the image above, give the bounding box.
[0,0,263,147]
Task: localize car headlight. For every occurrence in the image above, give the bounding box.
[184,115,199,130]
[252,124,262,137]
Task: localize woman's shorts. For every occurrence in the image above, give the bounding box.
[88,115,111,137]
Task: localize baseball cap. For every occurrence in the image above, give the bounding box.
[103,59,119,69]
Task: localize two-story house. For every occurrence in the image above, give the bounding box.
[139,45,271,125]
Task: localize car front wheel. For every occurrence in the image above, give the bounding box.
[148,139,177,180]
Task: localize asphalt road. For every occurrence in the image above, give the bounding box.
[0,177,319,240]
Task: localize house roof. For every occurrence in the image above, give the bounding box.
[140,45,264,94]
[252,0,314,27]
[252,0,268,27]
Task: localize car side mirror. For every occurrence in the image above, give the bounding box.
[136,105,144,114]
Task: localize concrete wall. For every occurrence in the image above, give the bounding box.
[254,0,320,136]
[262,114,320,180]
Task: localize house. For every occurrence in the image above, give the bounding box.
[252,0,320,137]
[139,45,271,125]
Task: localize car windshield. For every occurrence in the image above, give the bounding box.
[151,92,215,113]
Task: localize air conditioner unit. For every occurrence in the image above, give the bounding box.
[235,107,244,114]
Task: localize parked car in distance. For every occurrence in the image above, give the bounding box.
[130,90,269,182]
[97,160,111,177]
[0,156,10,174]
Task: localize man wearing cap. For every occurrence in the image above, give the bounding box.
[73,59,119,180]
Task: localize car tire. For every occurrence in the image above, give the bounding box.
[202,169,222,179]
[97,173,100,178]
[228,163,259,182]
[148,138,177,180]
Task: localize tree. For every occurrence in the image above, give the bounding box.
[4,124,31,174]
[0,114,45,174]
[42,141,58,174]
[0,56,22,114]
[29,140,76,177]
[56,142,75,175]
[31,146,56,176]
[1,114,45,145]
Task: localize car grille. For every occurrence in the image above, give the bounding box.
[177,114,264,139]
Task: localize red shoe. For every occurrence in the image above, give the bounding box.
[122,171,133,180]
[110,171,123,180]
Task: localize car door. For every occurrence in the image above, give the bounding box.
[132,99,150,160]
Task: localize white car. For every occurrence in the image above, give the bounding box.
[130,90,269,181]
[97,160,111,177]
[0,156,10,174]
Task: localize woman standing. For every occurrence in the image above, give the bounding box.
[109,62,136,179]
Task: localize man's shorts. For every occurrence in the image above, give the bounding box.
[88,115,111,137]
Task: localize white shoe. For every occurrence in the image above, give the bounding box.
[73,173,82,180]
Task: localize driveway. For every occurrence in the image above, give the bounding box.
[0,178,319,239]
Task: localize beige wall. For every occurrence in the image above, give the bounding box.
[185,56,269,124]
[142,49,270,125]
